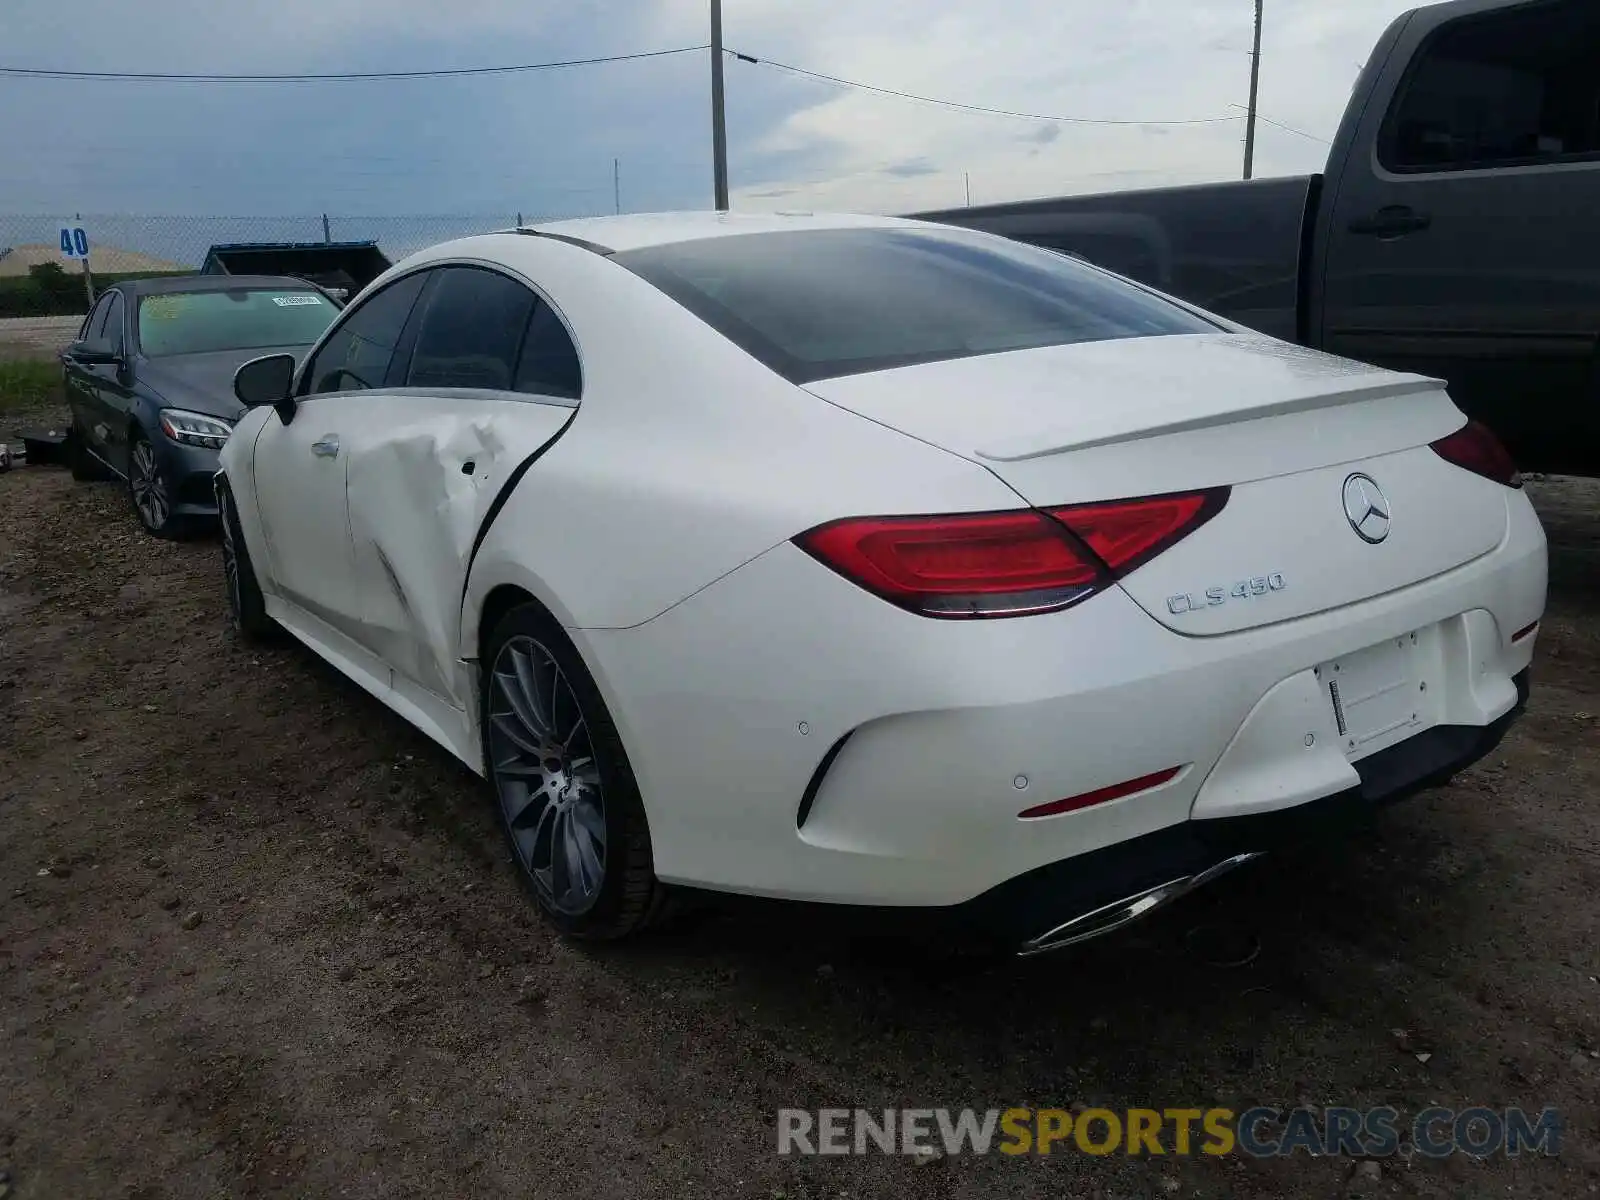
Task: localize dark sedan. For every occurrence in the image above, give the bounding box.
[61,275,341,537]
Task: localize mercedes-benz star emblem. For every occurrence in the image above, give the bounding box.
[1342,473,1391,544]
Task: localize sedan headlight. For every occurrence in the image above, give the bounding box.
[158,408,233,450]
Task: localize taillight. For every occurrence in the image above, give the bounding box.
[794,488,1228,619]
[796,509,1105,617]
[1430,419,1522,488]
[1047,489,1229,576]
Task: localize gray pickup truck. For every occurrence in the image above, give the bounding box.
[917,0,1599,475]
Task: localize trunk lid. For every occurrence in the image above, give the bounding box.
[804,333,1507,635]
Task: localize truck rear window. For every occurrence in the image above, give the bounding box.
[611,226,1218,384]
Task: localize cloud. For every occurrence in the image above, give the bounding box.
[0,0,1424,228]
[882,158,940,178]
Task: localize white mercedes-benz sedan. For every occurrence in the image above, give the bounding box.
[218,211,1546,953]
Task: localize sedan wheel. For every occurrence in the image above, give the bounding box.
[129,436,173,535]
[480,605,669,939]
[217,480,274,640]
[488,635,608,915]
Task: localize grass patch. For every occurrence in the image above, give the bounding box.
[0,359,62,414]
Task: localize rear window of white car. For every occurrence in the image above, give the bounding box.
[611,226,1218,383]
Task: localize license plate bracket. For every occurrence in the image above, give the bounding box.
[1315,627,1438,761]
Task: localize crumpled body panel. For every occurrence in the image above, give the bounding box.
[342,397,572,708]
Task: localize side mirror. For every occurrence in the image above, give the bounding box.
[68,342,122,367]
[234,353,298,423]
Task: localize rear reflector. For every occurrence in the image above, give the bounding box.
[1019,766,1183,820]
[1430,419,1522,488]
[795,488,1228,619]
[1511,620,1539,644]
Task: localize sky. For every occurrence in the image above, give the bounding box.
[0,0,1427,229]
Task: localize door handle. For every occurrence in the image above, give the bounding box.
[1348,205,1432,237]
[311,435,340,458]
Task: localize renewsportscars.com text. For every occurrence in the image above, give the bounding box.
[777,1106,1562,1159]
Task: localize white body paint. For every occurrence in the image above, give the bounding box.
[220,212,1547,909]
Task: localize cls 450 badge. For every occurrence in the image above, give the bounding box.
[1167,574,1286,615]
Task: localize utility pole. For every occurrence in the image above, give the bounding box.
[964,172,971,206]
[614,157,622,214]
[710,0,729,211]
[76,212,94,308]
[1243,0,1263,180]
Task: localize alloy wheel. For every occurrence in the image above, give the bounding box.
[220,490,242,626]
[130,440,169,531]
[487,635,607,915]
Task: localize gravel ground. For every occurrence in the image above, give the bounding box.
[2,399,1598,1199]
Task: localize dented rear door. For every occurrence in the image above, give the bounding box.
[334,264,587,712]
[340,391,575,709]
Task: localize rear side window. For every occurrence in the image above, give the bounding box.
[1380,0,1600,172]
[513,302,582,399]
[612,226,1216,384]
[406,267,536,391]
[303,272,427,394]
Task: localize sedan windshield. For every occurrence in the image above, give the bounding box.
[611,225,1219,384]
[137,288,339,357]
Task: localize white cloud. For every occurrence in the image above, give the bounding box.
[645,0,1426,213]
[3,0,1422,216]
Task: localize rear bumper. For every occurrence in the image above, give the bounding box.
[952,668,1528,953]
[580,487,1545,909]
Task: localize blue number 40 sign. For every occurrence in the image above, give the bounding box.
[58,225,90,260]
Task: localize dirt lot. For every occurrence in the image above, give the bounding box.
[0,316,82,362]
[2,394,1598,1199]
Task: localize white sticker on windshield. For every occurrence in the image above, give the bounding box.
[272,294,322,307]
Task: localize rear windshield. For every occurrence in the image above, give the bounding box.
[137,288,339,357]
[611,226,1218,383]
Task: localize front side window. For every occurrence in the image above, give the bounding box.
[98,293,125,352]
[612,225,1216,384]
[405,267,536,391]
[137,288,339,358]
[1380,0,1600,172]
[80,292,114,343]
[303,272,427,394]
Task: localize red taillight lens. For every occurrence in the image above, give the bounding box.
[1430,419,1522,488]
[794,488,1228,619]
[796,510,1105,618]
[1048,489,1230,576]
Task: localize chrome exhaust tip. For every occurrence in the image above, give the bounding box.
[1017,851,1267,957]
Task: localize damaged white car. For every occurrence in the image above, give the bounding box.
[219,212,1546,952]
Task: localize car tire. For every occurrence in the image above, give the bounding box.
[217,478,276,641]
[480,602,670,940]
[126,428,195,540]
[67,418,111,482]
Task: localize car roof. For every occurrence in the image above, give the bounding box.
[114,274,331,298]
[524,210,933,255]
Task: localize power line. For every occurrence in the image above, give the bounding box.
[729,50,1238,127]
[1229,105,1331,145]
[0,45,707,82]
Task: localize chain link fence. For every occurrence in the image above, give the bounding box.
[0,210,610,318]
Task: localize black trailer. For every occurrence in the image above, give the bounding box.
[201,241,392,303]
